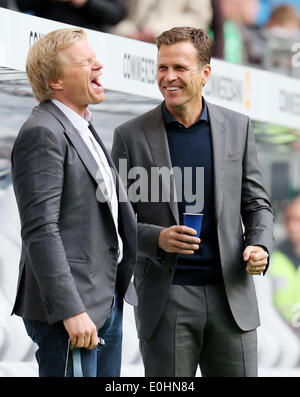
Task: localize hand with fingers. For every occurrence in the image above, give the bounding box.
[63,312,99,350]
[158,225,201,255]
[243,245,268,276]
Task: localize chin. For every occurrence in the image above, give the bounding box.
[165,99,183,108]
[92,93,106,104]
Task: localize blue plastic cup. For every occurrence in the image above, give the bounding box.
[183,213,203,238]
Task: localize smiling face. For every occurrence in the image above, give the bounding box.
[49,38,105,116]
[157,41,210,113]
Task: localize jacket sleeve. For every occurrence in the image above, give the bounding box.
[81,0,127,25]
[11,126,86,324]
[241,117,274,268]
[17,0,126,25]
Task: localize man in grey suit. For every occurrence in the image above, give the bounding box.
[111,27,273,377]
[11,28,137,377]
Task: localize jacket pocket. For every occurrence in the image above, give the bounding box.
[67,257,86,264]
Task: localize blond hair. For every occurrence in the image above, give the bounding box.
[26,28,87,102]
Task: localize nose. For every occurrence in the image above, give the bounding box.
[164,68,177,83]
[93,58,103,70]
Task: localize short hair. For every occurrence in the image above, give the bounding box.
[269,5,300,27]
[26,28,87,102]
[155,26,212,66]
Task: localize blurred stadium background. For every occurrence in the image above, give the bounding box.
[1,0,300,377]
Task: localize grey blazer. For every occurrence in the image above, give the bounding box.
[11,100,137,329]
[111,101,274,340]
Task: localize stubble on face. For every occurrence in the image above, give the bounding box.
[157,41,209,125]
[157,42,204,110]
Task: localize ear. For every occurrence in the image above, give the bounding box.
[48,78,64,91]
[202,64,211,86]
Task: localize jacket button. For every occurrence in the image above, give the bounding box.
[109,247,118,255]
[169,265,174,272]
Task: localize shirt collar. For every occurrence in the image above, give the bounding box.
[162,97,208,126]
[51,98,92,133]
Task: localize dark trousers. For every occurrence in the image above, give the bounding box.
[23,292,123,377]
[140,284,257,377]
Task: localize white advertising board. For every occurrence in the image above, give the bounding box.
[1,7,300,129]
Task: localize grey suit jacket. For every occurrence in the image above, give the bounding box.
[111,100,274,340]
[11,100,137,329]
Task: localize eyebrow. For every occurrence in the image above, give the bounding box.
[157,63,189,69]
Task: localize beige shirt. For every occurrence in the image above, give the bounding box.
[111,0,213,38]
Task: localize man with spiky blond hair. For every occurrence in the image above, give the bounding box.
[11,28,137,377]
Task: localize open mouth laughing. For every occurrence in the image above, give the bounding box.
[90,76,103,91]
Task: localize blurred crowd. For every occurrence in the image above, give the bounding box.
[1,0,300,76]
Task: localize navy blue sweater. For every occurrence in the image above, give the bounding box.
[162,100,223,285]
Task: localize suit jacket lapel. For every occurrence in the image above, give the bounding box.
[39,100,110,207]
[206,102,227,224]
[89,122,136,248]
[88,122,131,206]
[88,123,116,173]
[139,101,227,226]
[143,105,179,225]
